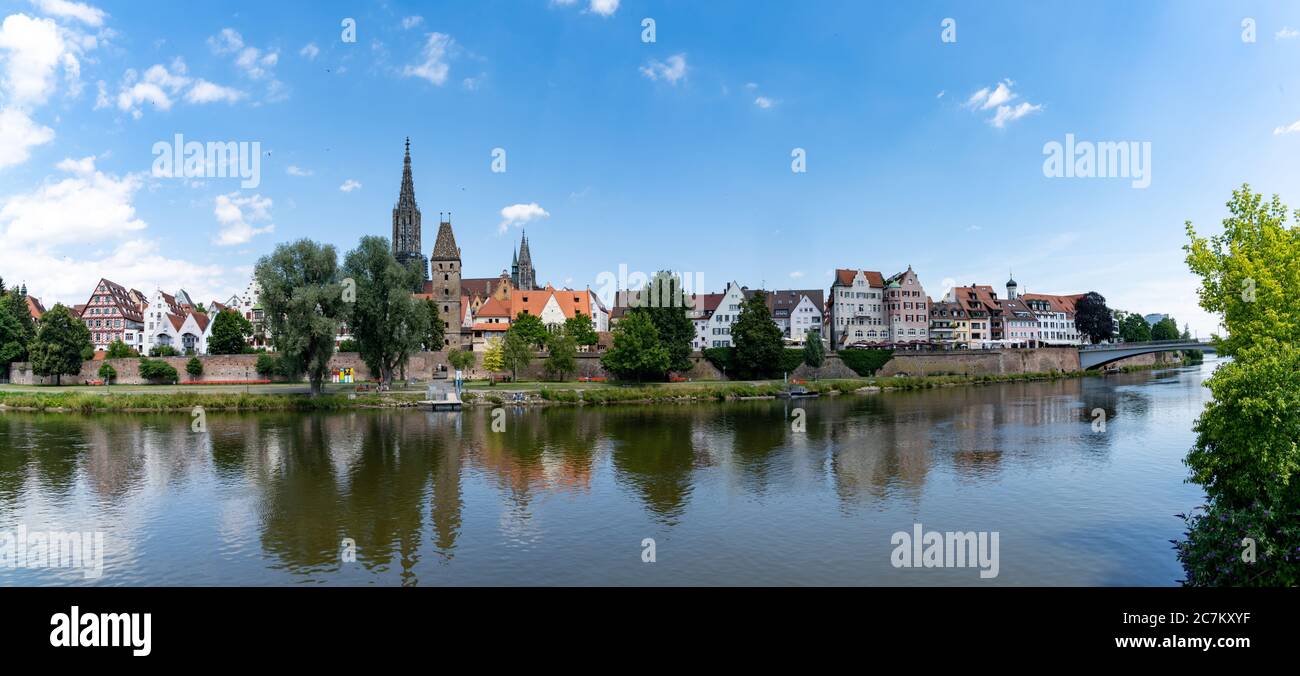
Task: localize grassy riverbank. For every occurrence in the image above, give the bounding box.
[0,360,1190,413]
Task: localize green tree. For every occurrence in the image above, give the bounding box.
[1178,185,1300,585]
[802,329,825,368]
[186,356,203,378]
[447,348,476,374]
[731,291,783,378]
[636,271,695,372]
[97,361,116,383]
[423,298,445,351]
[0,301,25,371]
[1,284,35,362]
[28,304,91,385]
[601,310,670,381]
[149,345,179,357]
[1073,292,1116,344]
[501,327,533,381]
[337,338,359,352]
[255,239,344,396]
[1185,185,1300,359]
[104,340,138,359]
[1151,316,1180,341]
[510,312,549,349]
[544,329,578,381]
[1117,312,1151,343]
[208,308,253,355]
[564,312,598,349]
[342,236,430,386]
[481,338,505,378]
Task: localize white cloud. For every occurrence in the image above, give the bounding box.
[1277,27,1300,39]
[54,153,94,174]
[1273,119,1300,135]
[754,96,776,109]
[401,16,424,29]
[0,156,145,247]
[286,165,312,177]
[207,28,284,100]
[497,202,549,234]
[185,79,244,104]
[640,53,687,85]
[403,32,453,86]
[2,238,239,312]
[114,59,188,116]
[788,271,805,279]
[0,107,55,169]
[339,179,361,192]
[212,192,274,246]
[207,28,243,54]
[964,78,1041,127]
[0,13,72,106]
[299,42,319,59]
[588,0,619,16]
[989,101,1041,128]
[31,0,106,27]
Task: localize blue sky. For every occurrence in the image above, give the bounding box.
[4,1,1300,337]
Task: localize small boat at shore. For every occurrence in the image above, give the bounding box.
[776,385,819,399]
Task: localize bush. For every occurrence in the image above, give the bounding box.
[186,357,203,378]
[104,340,138,359]
[138,357,179,384]
[337,339,359,352]
[255,353,278,377]
[839,348,893,376]
[149,345,179,357]
[701,347,733,373]
[97,362,116,382]
[1176,501,1300,587]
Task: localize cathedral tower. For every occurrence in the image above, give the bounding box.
[514,230,537,290]
[392,138,429,288]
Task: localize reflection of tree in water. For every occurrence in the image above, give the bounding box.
[0,413,87,505]
[604,407,698,524]
[427,413,463,562]
[721,401,790,494]
[335,413,436,585]
[257,414,349,578]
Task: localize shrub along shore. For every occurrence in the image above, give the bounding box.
[0,361,1184,414]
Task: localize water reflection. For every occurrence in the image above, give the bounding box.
[0,363,1213,585]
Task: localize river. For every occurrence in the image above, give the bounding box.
[0,360,1218,586]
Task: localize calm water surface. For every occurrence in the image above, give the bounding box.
[0,360,1218,585]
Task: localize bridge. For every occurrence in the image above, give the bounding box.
[1078,340,1216,369]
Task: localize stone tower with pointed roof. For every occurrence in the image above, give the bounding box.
[393,138,429,289]
[430,215,465,348]
[511,231,537,290]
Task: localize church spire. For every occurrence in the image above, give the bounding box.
[392,137,427,287]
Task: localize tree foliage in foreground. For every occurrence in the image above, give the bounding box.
[1179,184,1300,586]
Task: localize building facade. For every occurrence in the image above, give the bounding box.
[79,278,145,353]
[828,269,886,348]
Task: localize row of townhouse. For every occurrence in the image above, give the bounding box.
[76,277,269,355]
[932,277,1084,348]
[610,281,824,350]
[599,266,1085,353]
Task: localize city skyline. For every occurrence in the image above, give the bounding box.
[6,2,1300,337]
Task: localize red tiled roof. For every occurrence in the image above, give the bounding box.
[834,269,885,287]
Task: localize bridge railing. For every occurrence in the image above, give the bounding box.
[1079,339,1211,351]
